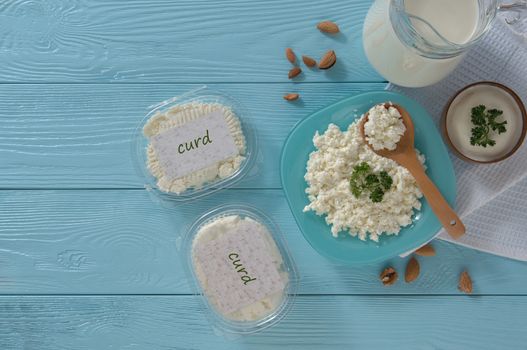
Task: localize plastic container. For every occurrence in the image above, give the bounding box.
[181,204,298,336]
[132,86,256,202]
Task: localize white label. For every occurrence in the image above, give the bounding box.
[151,111,239,180]
[194,221,285,315]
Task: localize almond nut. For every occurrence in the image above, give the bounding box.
[405,256,420,283]
[283,93,299,101]
[302,55,317,68]
[458,270,473,294]
[288,67,302,79]
[318,50,336,70]
[317,21,340,34]
[415,244,436,257]
[285,47,296,65]
[380,267,398,286]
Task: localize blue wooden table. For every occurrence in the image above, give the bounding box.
[1,0,526,349]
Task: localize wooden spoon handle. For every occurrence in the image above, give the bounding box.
[402,155,465,239]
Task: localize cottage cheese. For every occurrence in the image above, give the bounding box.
[364,104,406,151]
[303,117,424,242]
[192,215,289,322]
[143,102,246,194]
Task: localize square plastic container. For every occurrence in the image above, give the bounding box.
[132,86,257,202]
[180,204,299,336]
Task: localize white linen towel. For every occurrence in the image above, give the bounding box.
[388,16,527,261]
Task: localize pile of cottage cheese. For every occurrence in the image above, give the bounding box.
[364,104,406,151]
[303,112,424,242]
[143,102,246,194]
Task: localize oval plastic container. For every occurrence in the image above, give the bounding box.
[182,204,298,336]
[132,86,256,202]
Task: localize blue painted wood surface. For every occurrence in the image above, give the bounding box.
[2,189,527,295]
[0,0,377,83]
[1,296,526,350]
[0,0,526,349]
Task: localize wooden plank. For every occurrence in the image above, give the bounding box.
[0,82,385,189]
[0,295,525,349]
[0,0,381,83]
[1,189,526,295]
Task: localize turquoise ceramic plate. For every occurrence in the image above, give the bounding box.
[280,91,456,265]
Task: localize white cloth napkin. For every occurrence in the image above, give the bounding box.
[388,17,527,261]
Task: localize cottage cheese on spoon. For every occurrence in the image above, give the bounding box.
[364,104,406,151]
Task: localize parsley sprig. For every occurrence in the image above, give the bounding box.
[350,162,393,203]
[470,105,507,147]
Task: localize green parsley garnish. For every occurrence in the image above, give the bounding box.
[370,187,385,203]
[379,171,393,190]
[349,162,393,203]
[470,105,507,148]
[350,162,371,197]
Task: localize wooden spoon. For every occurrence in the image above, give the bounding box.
[359,103,465,239]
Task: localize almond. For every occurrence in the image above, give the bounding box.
[317,21,340,34]
[415,244,436,257]
[283,93,299,101]
[405,256,420,283]
[380,267,398,286]
[288,67,302,79]
[458,270,473,294]
[318,50,336,70]
[302,55,317,68]
[285,47,296,65]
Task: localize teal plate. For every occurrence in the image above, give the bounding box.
[280,91,456,265]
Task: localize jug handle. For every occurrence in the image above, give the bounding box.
[499,0,527,24]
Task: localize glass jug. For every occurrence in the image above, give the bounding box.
[363,0,527,87]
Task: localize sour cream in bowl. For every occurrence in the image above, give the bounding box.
[442,82,527,163]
